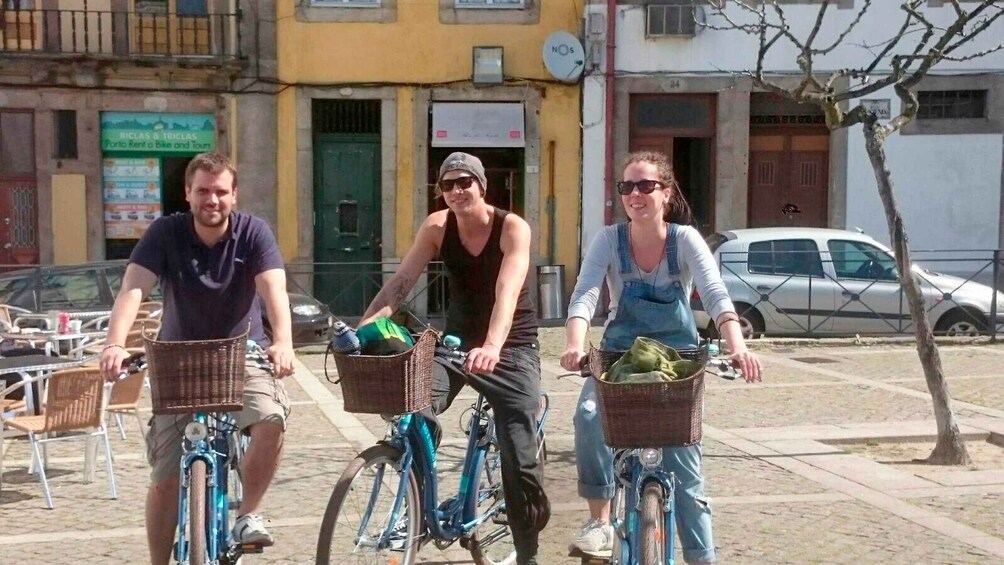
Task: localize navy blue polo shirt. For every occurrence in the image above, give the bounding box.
[129,211,285,347]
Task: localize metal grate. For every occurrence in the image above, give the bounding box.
[750,115,827,126]
[11,184,38,247]
[800,161,819,188]
[756,161,775,185]
[312,100,381,135]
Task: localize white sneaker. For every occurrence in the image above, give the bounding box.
[569,518,614,554]
[232,513,274,547]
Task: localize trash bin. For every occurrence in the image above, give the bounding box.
[537,265,566,320]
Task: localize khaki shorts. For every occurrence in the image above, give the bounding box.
[147,367,290,482]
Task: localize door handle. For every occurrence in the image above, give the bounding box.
[341,247,354,252]
[755,285,771,291]
[3,243,10,249]
[841,291,852,296]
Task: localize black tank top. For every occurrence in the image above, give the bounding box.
[441,208,538,349]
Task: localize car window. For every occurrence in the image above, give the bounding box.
[0,275,29,305]
[39,269,104,311]
[748,239,823,277]
[105,264,163,300]
[828,240,898,281]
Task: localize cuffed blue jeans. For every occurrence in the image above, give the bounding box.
[573,377,715,563]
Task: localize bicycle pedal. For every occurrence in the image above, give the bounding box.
[240,543,265,554]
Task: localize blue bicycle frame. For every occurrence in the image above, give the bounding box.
[613,449,677,565]
[357,390,548,553]
[174,411,240,564]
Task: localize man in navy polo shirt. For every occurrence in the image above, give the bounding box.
[100,152,296,563]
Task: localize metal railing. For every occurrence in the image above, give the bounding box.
[0,8,241,60]
[286,261,451,326]
[715,249,1004,340]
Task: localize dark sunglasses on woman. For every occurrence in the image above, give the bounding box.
[615,179,663,195]
[438,176,478,192]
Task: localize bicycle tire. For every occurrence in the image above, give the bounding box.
[316,444,420,565]
[638,481,667,565]
[189,459,209,565]
[468,444,517,565]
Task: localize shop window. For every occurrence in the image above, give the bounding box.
[53,110,78,160]
[0,111,35,176]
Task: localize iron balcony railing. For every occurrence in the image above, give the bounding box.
[0,8,241,60]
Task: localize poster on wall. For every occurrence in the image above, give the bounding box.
[100,112,216,153]
[103,158,162,239]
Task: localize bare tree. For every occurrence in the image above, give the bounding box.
[707,0,1004,464]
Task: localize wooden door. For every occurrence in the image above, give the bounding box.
[749,132,829,227]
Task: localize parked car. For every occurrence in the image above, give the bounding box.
[0,261,334,347]
[692,228,1004,337]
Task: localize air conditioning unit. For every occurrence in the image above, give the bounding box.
[647,2,704,38]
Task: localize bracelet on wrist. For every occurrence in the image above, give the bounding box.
[101,344,128,353]
[716,316,741,332]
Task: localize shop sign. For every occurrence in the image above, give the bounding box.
[101,112,216,153]
[103,157,162,239]
[432,103,525,148]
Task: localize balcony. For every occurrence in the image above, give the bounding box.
[1,4,241,63]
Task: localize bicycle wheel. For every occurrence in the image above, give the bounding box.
[638,482,667,565]
[468,443,517,565]
[316,444,420,565]
[188,459,209,565]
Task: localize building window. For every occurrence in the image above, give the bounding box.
[310,0,380,5]
[455,0,524,8]
[53,110,78,160]
[0,111,35,176]
[917,90,987,120]
[647,1,697,37]
[2,0,34,9]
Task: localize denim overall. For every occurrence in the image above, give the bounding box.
[573,222,715,563]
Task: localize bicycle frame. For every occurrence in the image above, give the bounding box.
[359,391,548,551]
[612,449,677,565]
[174,411,240,564]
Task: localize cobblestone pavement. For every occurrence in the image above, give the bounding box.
[4,332,1004,564]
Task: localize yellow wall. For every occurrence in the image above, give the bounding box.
[51,174,88,264]
[276,1,582,270]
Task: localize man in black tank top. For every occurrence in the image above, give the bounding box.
[359,152,548,564]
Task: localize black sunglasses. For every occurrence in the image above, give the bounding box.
[615,179,664,195]
[438,176,477,192]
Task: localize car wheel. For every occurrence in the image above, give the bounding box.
[935,309,988,337]
[708,303,763,339]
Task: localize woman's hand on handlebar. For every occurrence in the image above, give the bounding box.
[265,343,296,378]
[729,349,763,383]
[560,347,587,372]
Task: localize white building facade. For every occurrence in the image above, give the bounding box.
[580,0,1004,256]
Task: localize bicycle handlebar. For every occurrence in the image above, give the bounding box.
[114,342,275,380]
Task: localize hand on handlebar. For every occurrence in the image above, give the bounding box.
[728,349,763,383]
[100,346,133,382]
[265,343,296,378]
[560,347,587,372]
[465,344,500,374]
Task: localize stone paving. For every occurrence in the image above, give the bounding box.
[3,332,1004,564]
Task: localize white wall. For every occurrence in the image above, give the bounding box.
[846,129,1003,251]
[581,74,608,258]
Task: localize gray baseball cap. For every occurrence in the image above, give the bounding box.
[438,152,487,191]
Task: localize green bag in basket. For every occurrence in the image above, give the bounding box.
[357,317,415,355]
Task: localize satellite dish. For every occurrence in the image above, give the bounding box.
[543,31,585,83]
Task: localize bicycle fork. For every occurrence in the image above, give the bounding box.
[617,460,676,565]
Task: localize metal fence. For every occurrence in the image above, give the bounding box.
[716,248,1003,340]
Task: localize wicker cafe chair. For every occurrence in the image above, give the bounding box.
[0,368,117,508]
[137,301,163,320]
[106,370,147,442]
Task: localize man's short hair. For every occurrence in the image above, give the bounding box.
[185,152,238,188]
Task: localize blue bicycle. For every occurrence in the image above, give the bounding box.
[139,337,274,565]
[316,336,549,565]
[577,345,738,565]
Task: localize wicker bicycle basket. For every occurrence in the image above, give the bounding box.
[588,344,709,449]
[331,329,436,415]
[144,331,248,415]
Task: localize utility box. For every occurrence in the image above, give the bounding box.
[536,265,566,320]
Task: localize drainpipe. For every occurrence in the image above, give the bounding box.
[604,0,617,225]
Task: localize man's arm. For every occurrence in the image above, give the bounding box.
[467,215,531,374]
[256,268,295,378]
[358,214,442,327]
[99,263,158,380]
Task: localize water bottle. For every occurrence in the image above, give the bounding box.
[330,320,361,355]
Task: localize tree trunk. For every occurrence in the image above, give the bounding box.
[862,122,971,465]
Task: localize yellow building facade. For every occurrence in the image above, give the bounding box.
[275,1,582,317]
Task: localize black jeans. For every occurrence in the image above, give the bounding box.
[422,343,549,565]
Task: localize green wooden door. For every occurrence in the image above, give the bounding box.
[313,135,381,317]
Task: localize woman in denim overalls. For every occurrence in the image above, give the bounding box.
[562,151,763,564]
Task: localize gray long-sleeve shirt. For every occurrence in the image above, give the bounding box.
[567,224,735,331]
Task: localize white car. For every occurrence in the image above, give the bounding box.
[692,228,1004,337]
